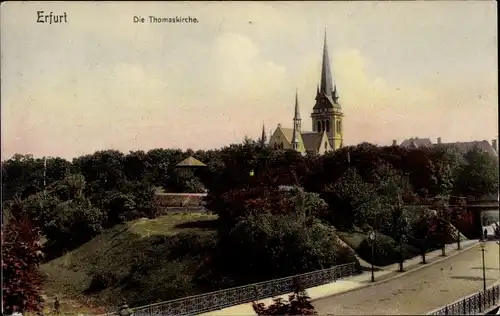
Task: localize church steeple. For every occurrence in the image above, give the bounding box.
[311,29,344,151]
[320,30,334,98]
[260,122,267,145]
[292,90,301,150]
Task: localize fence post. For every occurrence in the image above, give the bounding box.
[462,298,467,314]
[444,305,448,315]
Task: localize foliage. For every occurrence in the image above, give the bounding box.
[2,216,45,313]
[455,147,499,197]
[206,212,359,285]
[252,287,317,315]
[356,232,420,266]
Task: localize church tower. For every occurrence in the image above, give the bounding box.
[291,89,301,151]
[311,31,344,150]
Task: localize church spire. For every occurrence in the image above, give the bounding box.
[260,122,267,145]
[292,90,301,151]
[294,88,301,121]
[320,29,334,98]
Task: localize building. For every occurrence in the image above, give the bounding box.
[267,31,344,155]
[395,137,498,156]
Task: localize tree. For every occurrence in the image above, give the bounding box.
[322,167,376,229]
[2,216,44,314]
[455,147,499,198]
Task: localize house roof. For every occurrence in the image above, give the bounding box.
[441,141,497,156]
[400,138,433,148]
[175,156,207,167]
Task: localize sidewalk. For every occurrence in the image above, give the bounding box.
[200,239,480,316]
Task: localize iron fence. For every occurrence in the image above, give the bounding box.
[427,284,500,315]
[100,262,357,316]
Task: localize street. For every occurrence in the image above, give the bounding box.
[313,241,500,315]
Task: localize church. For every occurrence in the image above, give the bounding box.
[266,32,344,155]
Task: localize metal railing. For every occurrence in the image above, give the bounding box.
[100,262,357,316]
[427,284,500,315]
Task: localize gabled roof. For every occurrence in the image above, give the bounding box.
[301,132,324,152]
[278,126,294,144]
[275,126,325,152]
[400,138,433,148]
[442,141,497,156]
[175,156,207,167]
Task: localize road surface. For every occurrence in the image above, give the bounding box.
[313,241,500,315]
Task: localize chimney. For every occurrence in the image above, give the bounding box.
[492,139,498,152]
[392,139,397,146]
[437,137,442,144]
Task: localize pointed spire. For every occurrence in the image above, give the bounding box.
[292,90,301,151]
[294,88,301,121]
[260,122,267,145]
[320,29,334,98]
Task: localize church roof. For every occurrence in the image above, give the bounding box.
[301,132,324,152]
[278,126,324,152]
[175,156,207,167]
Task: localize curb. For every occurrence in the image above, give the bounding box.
[312,241,480,302]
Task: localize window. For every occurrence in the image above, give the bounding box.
[326,120,330,133]
[324,141,328,149]
[317,121,321,132]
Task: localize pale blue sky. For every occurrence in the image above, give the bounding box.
[1,1,497,160]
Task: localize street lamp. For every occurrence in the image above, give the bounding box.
[479,239,487,292]
[369,231,376,282]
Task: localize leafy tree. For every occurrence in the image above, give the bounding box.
[212,212,353,284]
[164,168,206,193]
[2,216,44,314]
[455,147,499,197]
[322,167,376,229]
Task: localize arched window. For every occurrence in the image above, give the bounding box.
[280,142,284,149]
[326,120,330,133]
[324,141,328,149]
[317,121,321,132]
[338,120,342,133]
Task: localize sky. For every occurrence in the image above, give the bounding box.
[1,1,498,160]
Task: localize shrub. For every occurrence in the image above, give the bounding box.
[2,216,44,314]
[252,287,317,315]
[86,271,119,293]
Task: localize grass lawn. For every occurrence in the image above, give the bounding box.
[40,212,218,314]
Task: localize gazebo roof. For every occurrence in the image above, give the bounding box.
[175,156,207,167]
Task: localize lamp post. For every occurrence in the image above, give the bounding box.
[479,239,487,292]
[369,231,375,282]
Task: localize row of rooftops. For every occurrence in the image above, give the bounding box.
[395,137,498,156]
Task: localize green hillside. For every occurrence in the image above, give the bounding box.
[41,212,218,312]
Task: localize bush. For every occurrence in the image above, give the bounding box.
[357,232,420,266]
[86,271,119,293]
[208,213,360,285]
[252,288,318,315]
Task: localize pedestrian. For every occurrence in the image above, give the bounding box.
[53,296,60,315]
[483,228,488,240]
